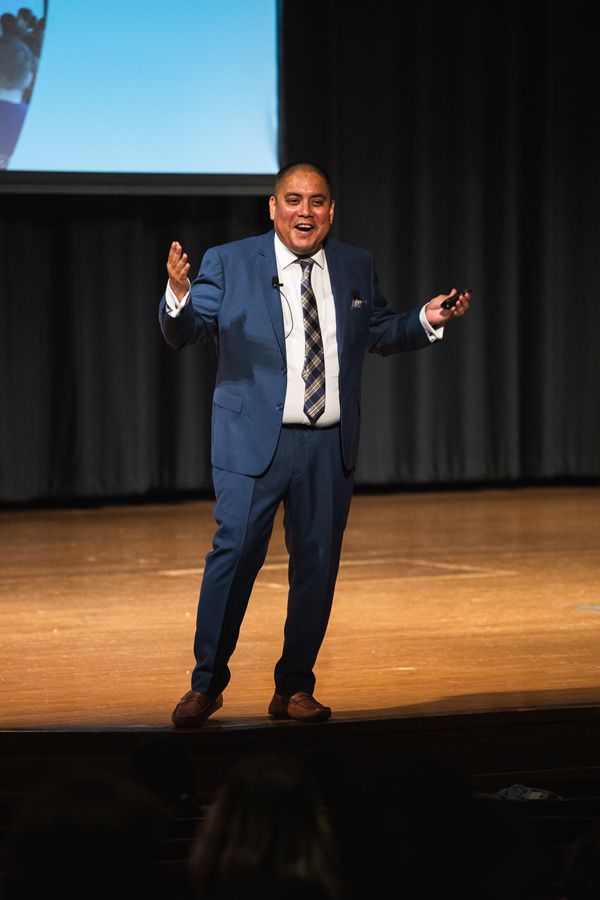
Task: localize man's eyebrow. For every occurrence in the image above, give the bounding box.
[283,191,327,200]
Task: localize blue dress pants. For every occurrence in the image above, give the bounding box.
[191,423,355,697]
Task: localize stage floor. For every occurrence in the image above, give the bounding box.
[2,486,600,731]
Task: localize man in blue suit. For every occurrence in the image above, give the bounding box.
[160,162,469,726]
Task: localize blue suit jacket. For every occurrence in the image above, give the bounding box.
[159,230,431,476]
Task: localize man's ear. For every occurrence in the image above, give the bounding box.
[269,195,276,221]
[329,199,335,224]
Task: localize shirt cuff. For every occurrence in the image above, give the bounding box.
[165,281,190,317]
[420,304,444,342]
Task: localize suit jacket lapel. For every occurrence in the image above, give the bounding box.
[324,240,348,361]
[255,233,349,365]
[255,232,286,361]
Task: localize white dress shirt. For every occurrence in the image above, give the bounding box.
[164,233,443,425]
[274,234,340,425]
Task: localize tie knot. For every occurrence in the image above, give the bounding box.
[299,258,314,274]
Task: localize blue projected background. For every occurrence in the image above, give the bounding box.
[2,0,278,173]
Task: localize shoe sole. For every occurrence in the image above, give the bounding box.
[171,692,223,728]
[268,705,331,722]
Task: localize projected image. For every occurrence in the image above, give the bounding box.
[0,0,277,176]
[0,2,46,169]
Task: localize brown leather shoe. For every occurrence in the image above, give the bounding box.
[171,690,223,728]
[268,691,331,722]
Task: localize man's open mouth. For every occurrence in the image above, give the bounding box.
[295,223,313,231]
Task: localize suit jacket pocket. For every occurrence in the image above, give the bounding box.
[214,386,243,414]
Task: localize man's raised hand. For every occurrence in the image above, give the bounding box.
[167,241,191,302]
[424,288,470,329]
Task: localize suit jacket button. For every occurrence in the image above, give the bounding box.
[282,367,287,374]
[277,403,283,411]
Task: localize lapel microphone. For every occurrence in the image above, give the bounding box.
[271,275,293,339]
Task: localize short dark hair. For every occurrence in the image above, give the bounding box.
[274,161,333,198]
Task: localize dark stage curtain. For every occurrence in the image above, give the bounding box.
[1,0,599,501]
[282,0,600,486]
[0,195,268,499]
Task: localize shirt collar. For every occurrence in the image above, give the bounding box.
[274,232,325,271]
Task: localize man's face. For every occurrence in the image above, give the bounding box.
[269,169,334,256]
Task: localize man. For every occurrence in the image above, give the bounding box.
[160,162,469,727]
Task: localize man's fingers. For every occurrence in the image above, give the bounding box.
[454,292,470,313]
[167,242,190,282]
[171,254,189,274]
[168,243,182,265]
[167,241,181,265]
[444,290,470,314]
[451,297,469,316]
[425,289,470,328]
[166,241,191,302]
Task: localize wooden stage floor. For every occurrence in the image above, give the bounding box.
[2,485,600,734]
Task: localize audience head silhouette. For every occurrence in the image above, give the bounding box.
[190,753,345,900]
[5,771,165,900]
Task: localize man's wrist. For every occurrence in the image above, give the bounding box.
[420,303,444,341]
[165,280,190,316]
[170,279,190,302]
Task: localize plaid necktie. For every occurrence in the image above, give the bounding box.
[299,258,325,423]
